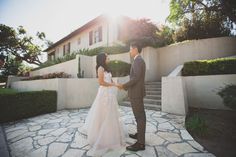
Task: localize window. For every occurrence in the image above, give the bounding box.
[94,26,102,43]
[89,31,93,45]
[63,42,70,55]
[94,29,99,43]
[89,26,102,45]
[48,51,55,61]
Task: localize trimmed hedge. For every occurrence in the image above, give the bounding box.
[0,90,57,123]
[182,58,236,76]
[108,60,131,77]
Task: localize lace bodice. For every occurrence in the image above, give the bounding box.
[98,66,112,83]
[104,71,112,83]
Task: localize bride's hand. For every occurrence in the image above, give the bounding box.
[110,83,117,87]
[116,83,123,90]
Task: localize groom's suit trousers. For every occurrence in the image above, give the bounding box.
[130,98,146,144]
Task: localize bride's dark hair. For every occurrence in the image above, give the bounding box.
[96,53,110,75]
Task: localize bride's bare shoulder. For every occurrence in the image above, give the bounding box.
[98,66,104,73]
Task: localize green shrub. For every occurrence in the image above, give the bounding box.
[218,84,236,110]
[0,90,57,123]
[33,45,129,71]
[22,72,71,81]
[79,45,129,56]
[182,58,236,76]
[108,60,131,77]
[186,114,208,136]
[33,53,78,71]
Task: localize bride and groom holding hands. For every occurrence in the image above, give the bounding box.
[83,41,146,156]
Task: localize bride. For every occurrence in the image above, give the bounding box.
[83,53,126,156]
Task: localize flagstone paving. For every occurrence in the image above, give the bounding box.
[2,106,215,157]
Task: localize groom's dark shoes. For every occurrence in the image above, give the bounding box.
[129,133,138,139]
[126,142,145,151]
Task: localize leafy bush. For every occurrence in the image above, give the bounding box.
[33,45,129,71]
[22,72,71,81]
[0,75,7,83]
[17,64,33,76]
[33,53,78,71]
[0,90,57,123]
[186,114,208,136]
[155,25,174,48]
[218,84,236,110]
[79,45,129,56]
[107,60,131,77]
[182,58,236,76]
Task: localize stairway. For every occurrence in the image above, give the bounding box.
[120,81,162,111]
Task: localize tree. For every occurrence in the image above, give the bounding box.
[168,0,236,25]
[156,25,174,47]
[1,57,22,76]
[119,18,160,47]
[167,0,235,41]
[0,53,5,68]
[0,24,48,66]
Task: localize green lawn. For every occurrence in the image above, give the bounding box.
[0,88,18,94]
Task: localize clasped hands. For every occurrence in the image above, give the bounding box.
[111,83,124,90]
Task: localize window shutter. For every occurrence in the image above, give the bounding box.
[63,45,66,56]
[98,26,102,42]
[89,31,93,45]
[68,42,70,53]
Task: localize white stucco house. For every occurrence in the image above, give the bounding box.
[44,14,131,60]
[10,13,236,115]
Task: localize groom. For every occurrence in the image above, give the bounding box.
[118,41,146,151]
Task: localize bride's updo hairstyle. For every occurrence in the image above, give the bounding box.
[96,53,110,75]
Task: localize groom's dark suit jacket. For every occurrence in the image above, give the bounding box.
[123,55,146,99]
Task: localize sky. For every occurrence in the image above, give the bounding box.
[0,0,170,65]
[0,0,170,43]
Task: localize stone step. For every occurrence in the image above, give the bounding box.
[120,101,161,111]
[144,98,161,105]
[145,87,161,92]
[146,91,161,95]
[145,82,161,85]
[125,94,162,100]
[145,84,161,88]
[145,86,161,89]
[145,95,161,100]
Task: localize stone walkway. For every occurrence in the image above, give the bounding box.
[2,106,215,157]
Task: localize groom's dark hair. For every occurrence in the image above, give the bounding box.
[130,41,142,53]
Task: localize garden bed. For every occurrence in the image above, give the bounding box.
[186,107,236,157]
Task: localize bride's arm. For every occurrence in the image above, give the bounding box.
[98,67,115,87]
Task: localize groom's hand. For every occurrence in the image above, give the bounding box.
[117,83,124,90]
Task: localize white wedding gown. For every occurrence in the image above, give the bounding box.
[83,71,126,156]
